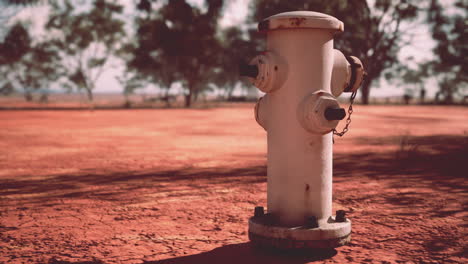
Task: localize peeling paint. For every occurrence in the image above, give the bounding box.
[258,20,269,31]
[258,11,344,32]
[289,17,307,27]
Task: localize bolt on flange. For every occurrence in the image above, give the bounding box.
[336,210,347,222]
[254,206,265,217]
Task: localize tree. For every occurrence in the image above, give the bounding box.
[116,71,146,108]
[0,0,44,45]
[0,22,30,65]
[131,0,224,107]
[45,0,125,101]
[250,0,419,104]
[214,26,258,100]
[21,42,62,101]
[0,22,31,97]
[426,0,467,104]
[401,65,429,105]
[1,28,62,101]
[122,34,178,105]
[384,61,430,104]
[3,0,38,3]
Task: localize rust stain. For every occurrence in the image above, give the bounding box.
[289,17,307,27]
[338,23,344,32]
[343,81,350,91]
[258,20,269,31]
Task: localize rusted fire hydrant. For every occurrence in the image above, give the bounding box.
[240,11,365,249]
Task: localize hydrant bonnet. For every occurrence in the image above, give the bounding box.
[258,11,344,32]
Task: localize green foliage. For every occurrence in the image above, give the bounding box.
[116,71,147,107]
[401,65,429,85]
[0,23,30,64]
[116,71,146,96]
[0,82,14,95]
[3,0,38,4]
[214,27,255,99]
[87,58,106,68]
[0,31,62,101]
[249,0,419,104]
[427,0,467,104]
[22,41,63,85]
[0,22,61,100]
[45,0,125,101]
[130,0,224,107]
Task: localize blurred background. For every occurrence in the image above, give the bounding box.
[0,0,466,108]
[1,1,467,263]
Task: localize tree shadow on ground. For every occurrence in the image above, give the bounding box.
[143,243,336,264]
[1,134,466,209]
[2,134,467,263]
[47,258,104,264]
[335,134,467,216]
[0,165,267,205]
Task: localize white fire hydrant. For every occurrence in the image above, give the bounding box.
[240,11,365,249]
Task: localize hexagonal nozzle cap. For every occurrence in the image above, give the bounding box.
[345,56,366,93]
[324,107,346,121]
[239,62,259,78]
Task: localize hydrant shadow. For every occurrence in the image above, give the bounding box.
[144,242,337,264]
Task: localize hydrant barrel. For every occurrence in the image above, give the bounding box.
[263,11,343,227]
[245,11,363,249]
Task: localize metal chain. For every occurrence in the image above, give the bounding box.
[332,91,357,137]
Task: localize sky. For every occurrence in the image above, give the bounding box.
[2,0,451,99]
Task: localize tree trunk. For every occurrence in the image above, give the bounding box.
[124,94,131,108]
[444,94,453,105]
[360,77,372,105]
[164,88,171,108]
[24,92,33,102]
[435,92,441,103]
[184,90,192,108]
[185,79,196,108]
[39,94,49,103]
[444,88,454,104]
[193,90,199,102]
[227,87,234,100]
[85,88,93,102]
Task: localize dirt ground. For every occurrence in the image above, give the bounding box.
[0,104,467,264]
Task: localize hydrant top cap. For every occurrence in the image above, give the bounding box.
[259,11,344,33]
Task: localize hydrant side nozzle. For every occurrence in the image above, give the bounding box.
[298,91,342,134]
[239,62,259,78]
[254,95,269,131]
[246,52,288,93]
[344,56,366,93]
[331,49,351,97]
[324,107,346,121]
[331,50,366,96]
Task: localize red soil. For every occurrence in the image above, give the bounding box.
[0,104,467,263]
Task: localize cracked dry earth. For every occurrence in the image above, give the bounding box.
[0,104,467,264]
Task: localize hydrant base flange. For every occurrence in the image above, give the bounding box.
[248,216,351,249]
[249,232,351,250]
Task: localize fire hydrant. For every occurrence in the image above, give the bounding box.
[240,11,365,249]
